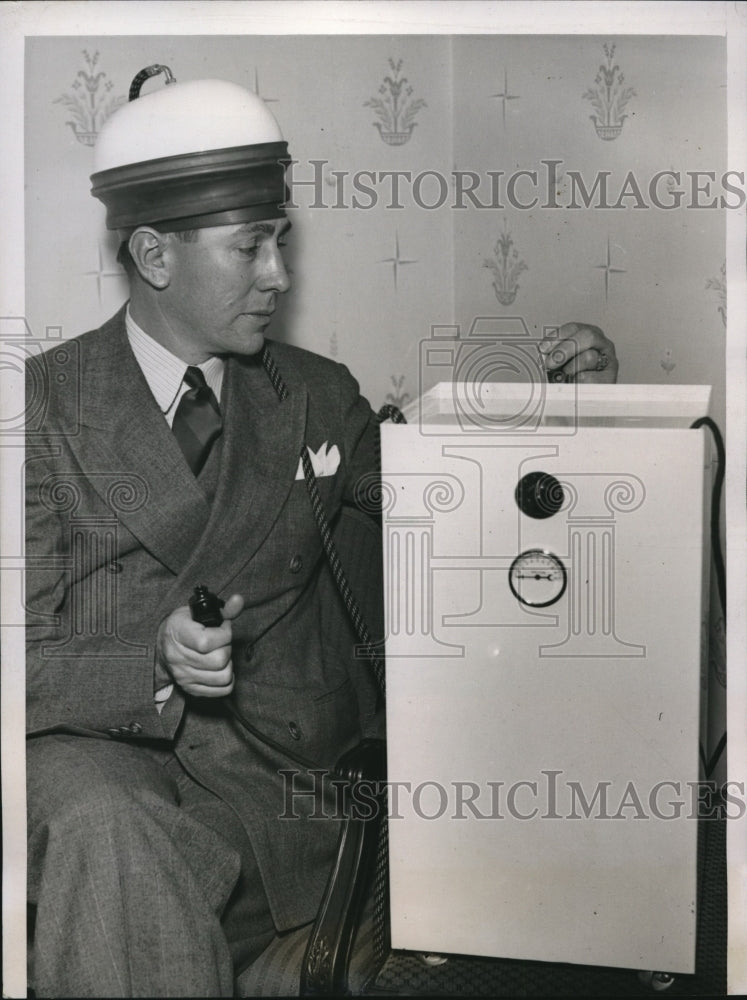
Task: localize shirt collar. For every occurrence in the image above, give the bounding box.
[125,305,224,413]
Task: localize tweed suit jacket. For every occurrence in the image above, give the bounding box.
[25,306,382,931]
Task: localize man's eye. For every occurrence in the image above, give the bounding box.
[238,245,259,257]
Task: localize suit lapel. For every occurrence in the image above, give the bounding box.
[177,350,309,593]
[73,310,211,575]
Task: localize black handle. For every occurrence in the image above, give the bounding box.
[189,585,225,627]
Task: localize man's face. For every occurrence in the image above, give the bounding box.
[161,218,291,362]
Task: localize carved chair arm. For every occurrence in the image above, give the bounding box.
[300,738,387,996]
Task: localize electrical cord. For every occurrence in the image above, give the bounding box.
[690,417,726,622]
[690,416,726,780]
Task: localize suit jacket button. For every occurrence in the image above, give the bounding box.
[106,561,123,574]
[244,643,254,662]
[288,721,302,741]
[289,555,303,574]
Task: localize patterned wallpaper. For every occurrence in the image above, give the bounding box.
[451,36,726,414]
[24,34,728,773]
[25,35,727,418]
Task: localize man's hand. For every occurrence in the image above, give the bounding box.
[155,593,245,697]
[538,323,619,384]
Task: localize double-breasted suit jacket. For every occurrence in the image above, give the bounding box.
[25,307,381,931]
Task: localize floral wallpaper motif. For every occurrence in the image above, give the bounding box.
[483,221,528,306]
[55,49,125,146]
[364,58,427,145]
[660,348,676,375]
[583,43,636,141]
[706,262,727,326]
[386,374,411,410]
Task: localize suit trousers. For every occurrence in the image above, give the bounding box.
[27,734,277,998]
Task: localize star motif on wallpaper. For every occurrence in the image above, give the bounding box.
[489,69,520,127]
[84,243,125,304]
[380,231,418,291]
[594,237,626,301]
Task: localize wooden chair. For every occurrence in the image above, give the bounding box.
[236,738,388,997]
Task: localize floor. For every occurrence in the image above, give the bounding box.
[368,816,726,996]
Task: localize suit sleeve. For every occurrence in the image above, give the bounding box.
[24,430,184,741]
[336,366,381,517]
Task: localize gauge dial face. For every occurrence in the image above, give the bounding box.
[509,549,567,608]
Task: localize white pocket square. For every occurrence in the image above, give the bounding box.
[295,441,341,480]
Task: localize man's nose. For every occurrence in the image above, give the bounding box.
[259,244,291,293]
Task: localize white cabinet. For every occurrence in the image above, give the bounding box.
[383,384,712,974]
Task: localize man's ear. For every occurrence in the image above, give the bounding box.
[127,228,172,289]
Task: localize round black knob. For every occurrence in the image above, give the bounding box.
[515,471,564,519]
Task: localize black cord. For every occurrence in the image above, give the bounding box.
[301,448,386,696]
[128,64,176,101]
[701,732,727,781]
[691,416,726,623]
[690,416,726,780]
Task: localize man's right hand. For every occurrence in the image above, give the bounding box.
[155,593,245,697]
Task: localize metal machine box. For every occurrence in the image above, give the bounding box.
[382,383,712,975]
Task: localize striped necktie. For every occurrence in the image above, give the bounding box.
[172,366,223,475]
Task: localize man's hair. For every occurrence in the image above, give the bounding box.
[117,228,200,276]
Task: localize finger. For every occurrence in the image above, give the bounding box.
[181,677,235,698]
[575,366,618,385]
[567,323,617,365]
[183,621,234,655]
[538,337,579,373]
[183,644,234,672]
[563,347,606,379]
[221,593,245,621]
[174,659,234,690]
[557,321,604,347]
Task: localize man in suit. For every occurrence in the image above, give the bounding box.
[25,67,619,997]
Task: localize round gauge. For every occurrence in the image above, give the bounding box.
[508,549,567,608]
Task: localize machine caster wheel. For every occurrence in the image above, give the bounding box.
[638,970,675,992]
[417,953,449,967]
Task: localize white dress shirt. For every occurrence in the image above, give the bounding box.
[125,307,224,424]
